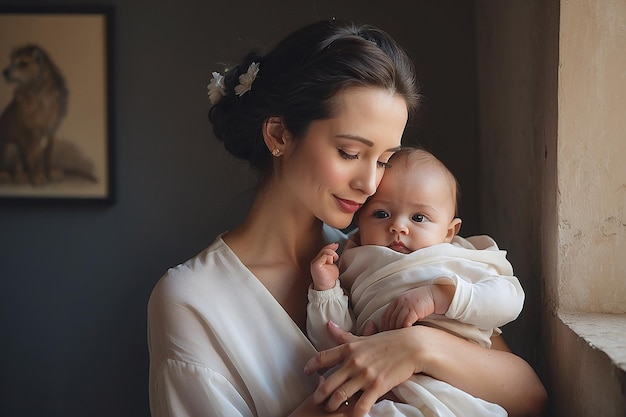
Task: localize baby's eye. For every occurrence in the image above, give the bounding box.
[412,214,427,223]
[373,210,389,219]
[377,160,391,169]
[338,149,358,160]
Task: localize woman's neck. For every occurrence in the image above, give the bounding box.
[223,184,327,330]
[225,184,325,270]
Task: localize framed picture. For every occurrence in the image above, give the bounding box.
[0,5,114,202]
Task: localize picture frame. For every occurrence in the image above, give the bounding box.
[0,5,115,203]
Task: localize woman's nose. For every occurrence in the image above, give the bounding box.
[351,162,378,196]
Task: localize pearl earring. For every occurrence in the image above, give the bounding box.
[272,148,281,157]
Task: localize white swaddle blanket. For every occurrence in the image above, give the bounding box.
[308,235,524,416]
[340,235,523,348]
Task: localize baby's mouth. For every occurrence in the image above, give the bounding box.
[388,241,410,254]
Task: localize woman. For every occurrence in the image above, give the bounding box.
[147,20,547,417]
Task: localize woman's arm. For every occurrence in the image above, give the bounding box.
[422,331,547,417]
[304,322,547,417]
[489,335,548,416]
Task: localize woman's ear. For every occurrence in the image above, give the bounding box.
[262,116,290,155]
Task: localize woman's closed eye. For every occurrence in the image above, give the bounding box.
[377,159,391,169]
[338,149,359,160]
[338,149,391,168]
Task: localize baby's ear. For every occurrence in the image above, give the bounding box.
[445,218,462,242]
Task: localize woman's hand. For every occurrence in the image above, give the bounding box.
[304,321,420,417]
[288,377,362,417]
[304,322,548,417]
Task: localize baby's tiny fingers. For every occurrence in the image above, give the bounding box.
[362,320,378,336]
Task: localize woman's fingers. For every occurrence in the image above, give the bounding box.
[303,322,353,376]
[305,350,355,405]
[314,360,371,412]
[304,323,363,406]
[304,321,371,376]
[327,320,358,344]
[323,382,355,412]
[352,389,381,417]
[304,346,343,376]
[305,325,422,415]
[318,357,389,416]
[290,383,357,417]
[303,322,355,376]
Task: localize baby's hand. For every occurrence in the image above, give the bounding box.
[310,243,340,291]
[379,284,455,331]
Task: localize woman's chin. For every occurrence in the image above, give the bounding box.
[323,215,354,231]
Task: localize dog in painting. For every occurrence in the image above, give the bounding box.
[0,44,68,186]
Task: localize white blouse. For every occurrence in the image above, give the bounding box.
[148,234,320,417]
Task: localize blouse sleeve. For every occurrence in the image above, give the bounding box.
[150,359,254,417]
[148,262,258,417]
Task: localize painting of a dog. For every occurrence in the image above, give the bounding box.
[0,8,112,200]
[0,44,68,186]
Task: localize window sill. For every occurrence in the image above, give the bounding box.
[559,312,626,373]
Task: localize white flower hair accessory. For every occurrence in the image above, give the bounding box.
[234,62,259,97]
[207,71,226,105]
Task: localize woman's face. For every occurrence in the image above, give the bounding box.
[282,87,408,229]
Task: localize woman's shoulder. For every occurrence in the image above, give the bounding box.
[167,234,229,275]
[149,234,238,304]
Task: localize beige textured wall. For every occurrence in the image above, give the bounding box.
[558,0,626,313]
[552,1,626,414]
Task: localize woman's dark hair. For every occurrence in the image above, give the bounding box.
[208,20,420,174]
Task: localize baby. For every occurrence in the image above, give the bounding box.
[307,147,524,417]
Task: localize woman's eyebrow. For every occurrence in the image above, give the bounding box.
[336,134,402,152]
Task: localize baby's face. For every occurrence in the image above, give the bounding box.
[357,157,458,253]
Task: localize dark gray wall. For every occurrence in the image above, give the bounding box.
[0,1,479,416]
[475,0,557,382]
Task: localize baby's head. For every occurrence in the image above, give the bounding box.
[356,147,462,253]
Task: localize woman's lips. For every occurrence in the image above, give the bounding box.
[335,197,362,213]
